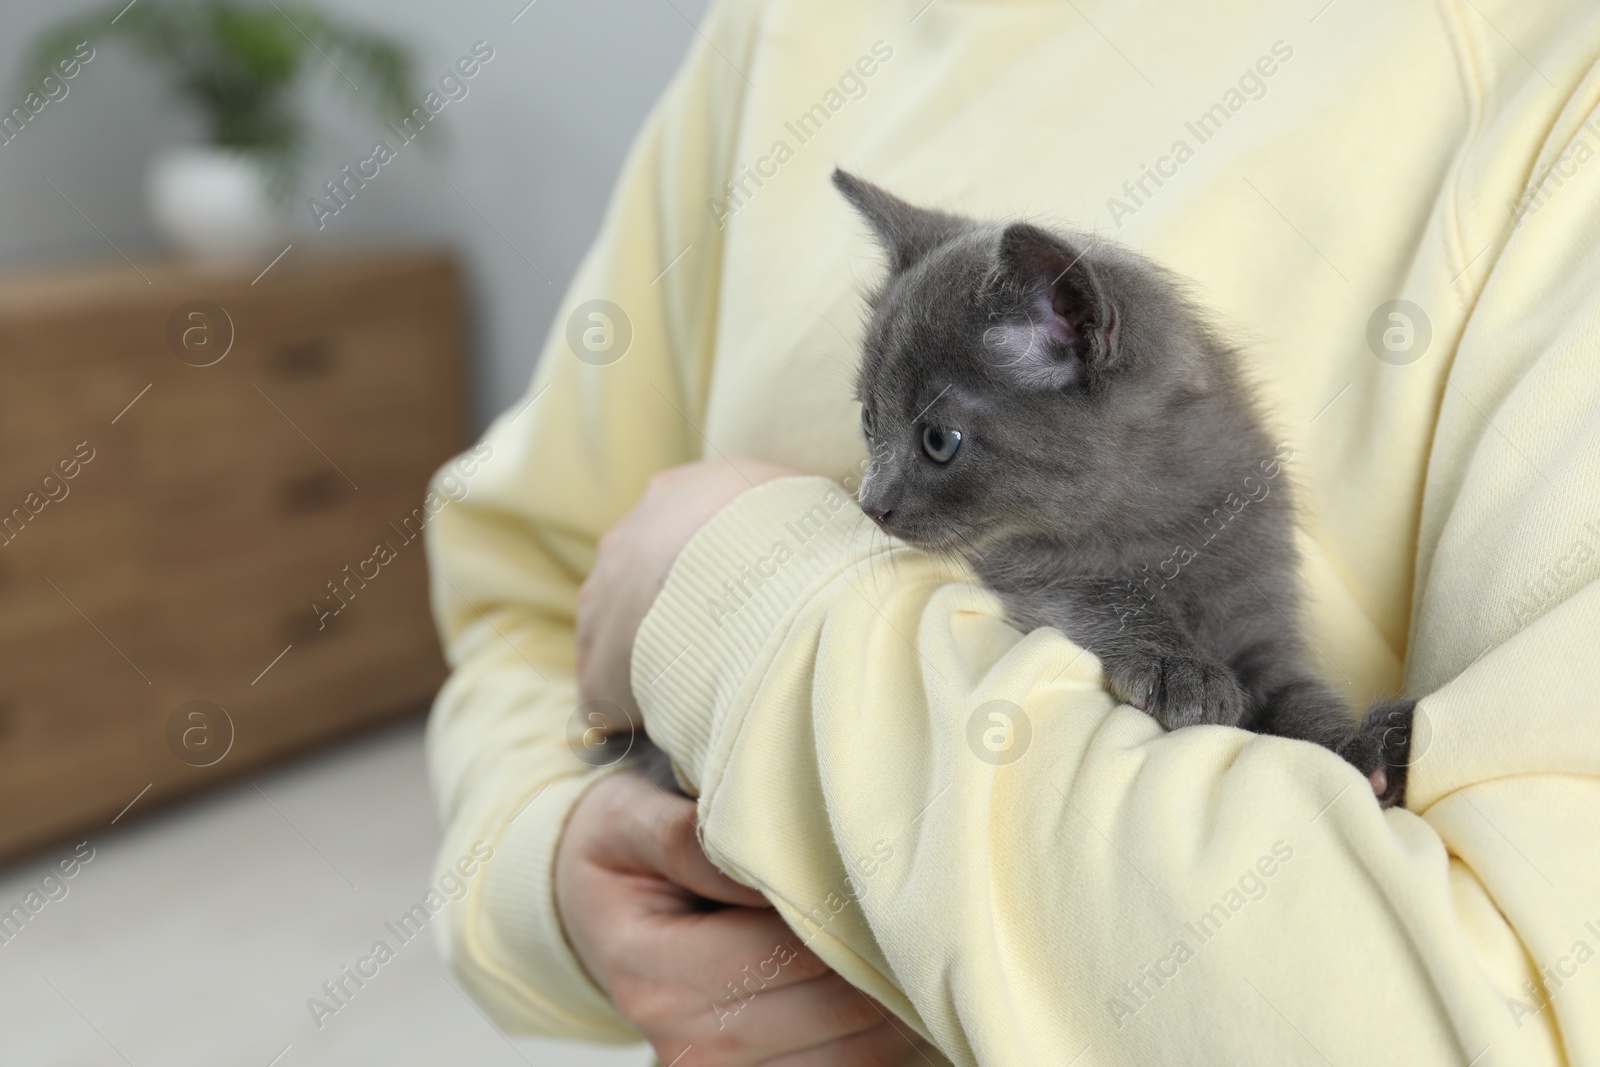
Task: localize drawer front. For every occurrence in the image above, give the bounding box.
[133,313,460,482]
[0,537,446,859]
[0,609,166,856]
[0,444,144,643]
[0,253,464,857]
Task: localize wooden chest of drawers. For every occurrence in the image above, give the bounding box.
[0,250,466,862]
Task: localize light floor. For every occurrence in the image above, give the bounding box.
[0,717,654,1067]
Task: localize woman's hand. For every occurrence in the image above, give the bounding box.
[555,772,912,1066]
[576,457,795,729]
[568,461,913,1063]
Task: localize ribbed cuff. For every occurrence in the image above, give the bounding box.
[471,767,641,1042]
[631,476,874,793]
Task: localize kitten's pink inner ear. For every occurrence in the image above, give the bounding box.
[997,224,1115,367]
[1043,282,1094,357]
[1041,257,1116,366]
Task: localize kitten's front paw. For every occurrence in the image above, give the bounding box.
[1106,651,1245,731]
[1341,699,1415,810]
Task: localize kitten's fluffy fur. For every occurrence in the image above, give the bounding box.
[835,170,1413,807]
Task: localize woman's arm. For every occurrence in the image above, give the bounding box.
[627,469,1600,1066]
[421,0,759,1036]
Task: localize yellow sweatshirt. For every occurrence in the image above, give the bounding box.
[424,1,1600,1063]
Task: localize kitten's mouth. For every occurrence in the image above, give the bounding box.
[858,499,992,555]
[884,519,1019,562]
[874,520,965,553]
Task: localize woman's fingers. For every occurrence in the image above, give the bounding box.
[557,768,897,1067]
[758,1018,916,1067]
[594,772,772,909]
[633,784,771,908]
[660,907,835,996]
[700,972,891,1060]
[575,457,799,723]
[605,907,855,1064]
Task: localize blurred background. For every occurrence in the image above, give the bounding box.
[0,0,708,1062]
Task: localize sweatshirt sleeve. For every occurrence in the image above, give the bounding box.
[633,477,1600,1065]
[631,174,1600,1066]
[421,0,762,1038]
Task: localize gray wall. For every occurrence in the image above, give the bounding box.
[0,0,711,430]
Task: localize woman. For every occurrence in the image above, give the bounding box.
[425,0,1600,1062]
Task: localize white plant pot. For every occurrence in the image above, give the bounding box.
[147,147,283,266]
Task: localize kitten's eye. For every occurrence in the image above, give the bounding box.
[921,425,962,464]
[860,406,875,441]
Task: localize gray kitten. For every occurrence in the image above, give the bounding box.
[835,170,1414,807]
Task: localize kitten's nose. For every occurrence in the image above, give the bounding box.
[857,463,899,524]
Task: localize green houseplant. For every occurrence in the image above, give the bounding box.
[19,0,417,261]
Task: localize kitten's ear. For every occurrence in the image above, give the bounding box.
[832,169,965,273]
[988,223,1118,390]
